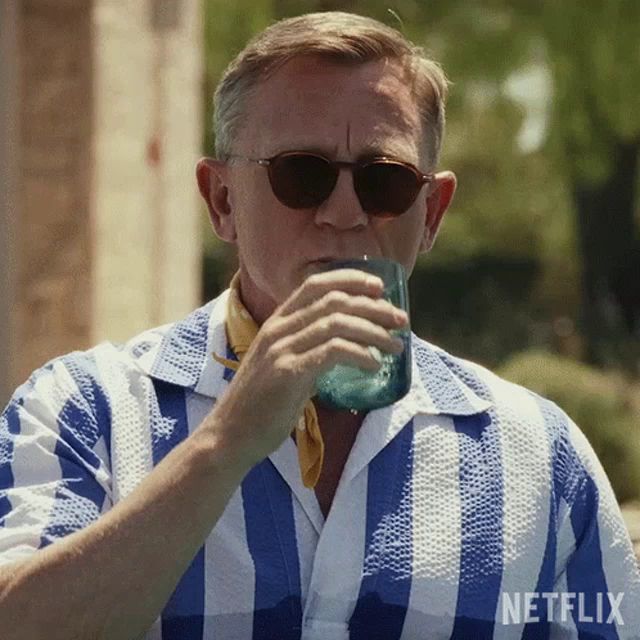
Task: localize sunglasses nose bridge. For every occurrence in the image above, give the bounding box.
[329,162,364,207]
[325,160,353,193]
[313,161,369,224]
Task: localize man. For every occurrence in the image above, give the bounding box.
[0,11,638,640]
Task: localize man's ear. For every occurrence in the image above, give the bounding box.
[419,170,456,253]
[196,157,237,243]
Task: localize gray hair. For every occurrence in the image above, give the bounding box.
[213,12,449,167]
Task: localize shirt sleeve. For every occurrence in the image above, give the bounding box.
[0,353,113,568]
[551,417,640,639]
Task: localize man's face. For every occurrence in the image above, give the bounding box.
[200,56,455,323]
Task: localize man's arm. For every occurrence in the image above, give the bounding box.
[550,417,640,639]
[0,270,406,639]
[0,416,251,640]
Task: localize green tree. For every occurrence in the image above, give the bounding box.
[345,0,640,368]
[537,1,640,369]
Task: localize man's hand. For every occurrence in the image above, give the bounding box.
[206,269,409,466]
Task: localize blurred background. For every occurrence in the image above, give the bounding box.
[1,1,638,543]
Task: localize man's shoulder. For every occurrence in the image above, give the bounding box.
[411,334,570,430]
[56,296,221,378]
[55,321,174,379]
[7,307,208,411]
[412,334,526,398]
[12,294,229,414]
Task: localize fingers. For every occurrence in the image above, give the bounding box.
[297,290,408,331]
[278,312,405,359]
[278,336,386,376]
[260,268,409,379]
[272,270,408,335]
[277,269,385,316]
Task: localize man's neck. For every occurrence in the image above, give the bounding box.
[236,267,277,327]
[313,398,365,433]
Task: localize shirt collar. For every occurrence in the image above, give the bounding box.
[132,289,492,418]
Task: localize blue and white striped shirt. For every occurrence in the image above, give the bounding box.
[1,288,639,639]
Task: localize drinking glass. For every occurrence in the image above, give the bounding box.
[313,257,411,411]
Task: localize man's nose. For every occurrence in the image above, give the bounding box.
[313,168,369,229]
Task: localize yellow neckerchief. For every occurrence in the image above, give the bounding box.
[212,272,324,488]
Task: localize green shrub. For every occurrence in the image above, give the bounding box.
[498,350,640,505]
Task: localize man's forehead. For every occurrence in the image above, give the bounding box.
[241,56,423,160]
[256,120,422,164]
[264,133,420,162]
[254,56,416,112]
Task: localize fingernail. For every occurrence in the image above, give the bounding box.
[395,310,408,322]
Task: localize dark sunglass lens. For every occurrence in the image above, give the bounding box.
[269,154,336,209]
[355,163,420,216]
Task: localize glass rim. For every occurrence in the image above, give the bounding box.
[315,256,407,275]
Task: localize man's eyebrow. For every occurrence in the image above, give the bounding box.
[265,142,416,162]
[267,143,339,157]
[357,143,416,161]
[358,144,397,157]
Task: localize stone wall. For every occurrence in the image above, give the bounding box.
[0,0,202,404]
[92,0,202,344]
[0,0,19,406]
[16,0,94,389]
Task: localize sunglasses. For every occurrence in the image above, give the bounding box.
[228,151,434,218]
